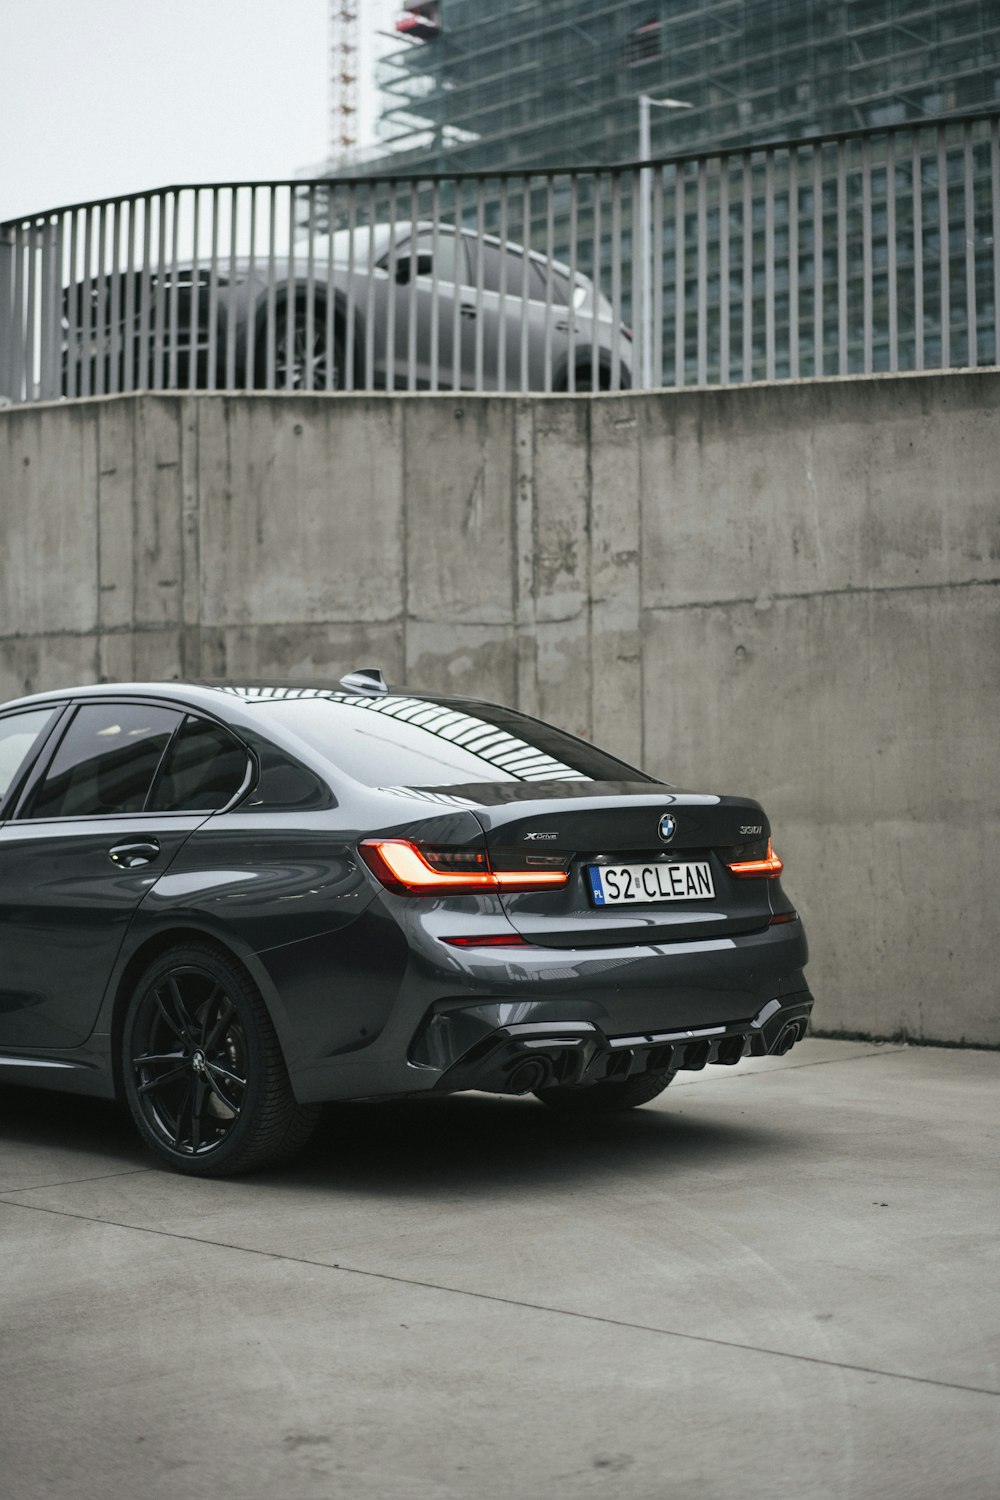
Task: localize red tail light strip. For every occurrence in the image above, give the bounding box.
[727,838,784,879]
[441,935,531,948]
[358,839,569,896]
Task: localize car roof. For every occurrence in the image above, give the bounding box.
[305,221,584,286]
[0,679,477,722]
[3,680,266,711]
[1,680,655,797]
[0,680,572,786]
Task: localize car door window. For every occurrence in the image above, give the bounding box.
[466,242,568,306]
[147,715,250,812]
[0,708,58,810]
[410,231,464,285]
[516,250,539,298]
[379,232,466,286]
[27,704,182,819]
[467,239,506,293]
[539,265,573,306]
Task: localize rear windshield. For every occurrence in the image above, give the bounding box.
[244,691,648,788]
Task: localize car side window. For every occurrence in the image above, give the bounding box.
[410,231,464,285]
[539,265,573,306]
[0,708,58,810]
[147,715,250,812]
[466,239,506,293]
[28,704,182,820]
[514,256,568,304]
[466,242,565,303]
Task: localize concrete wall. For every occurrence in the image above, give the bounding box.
[1,373,998,1045]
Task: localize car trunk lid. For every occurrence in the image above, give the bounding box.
[461,781,774,948]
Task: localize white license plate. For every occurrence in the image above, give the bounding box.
[587,860,715,906]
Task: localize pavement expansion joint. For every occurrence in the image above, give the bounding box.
[2,1193,998,1403]
[0,1167,154,1194]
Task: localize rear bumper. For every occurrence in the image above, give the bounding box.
[413,991,814,1096]
[285,914,812,1103]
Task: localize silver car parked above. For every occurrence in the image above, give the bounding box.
[62,221,632,396]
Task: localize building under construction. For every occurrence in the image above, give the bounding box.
[374,0,999,170]
[315,3,1000,383]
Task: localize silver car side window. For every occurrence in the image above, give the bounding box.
[411,230,462,286]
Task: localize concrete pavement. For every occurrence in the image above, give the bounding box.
[1,1038,998,1499]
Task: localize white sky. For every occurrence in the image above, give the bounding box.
[0,0,394,224]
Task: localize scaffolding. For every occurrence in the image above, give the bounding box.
[361,1,1000,382]
[375,0,1000,172]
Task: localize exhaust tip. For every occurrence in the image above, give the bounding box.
[771,1021,804,1057]
[507,1058,548,1095]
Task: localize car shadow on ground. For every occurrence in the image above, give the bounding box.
[0,1084,803,1199]
[0,1086,150,1174]
[279,1090,799,1201]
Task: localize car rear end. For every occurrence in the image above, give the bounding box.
[61,269,226,395]
[235,687,812,1105]
[356,786,811,1101]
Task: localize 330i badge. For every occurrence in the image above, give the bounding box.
[0,672,813,1175]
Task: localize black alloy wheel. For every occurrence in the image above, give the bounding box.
[122,944,319,1176]
[261,304,343,390]
[534,1068,676,1113]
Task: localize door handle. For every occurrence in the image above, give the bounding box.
[460,304,478,319]
[108,840,161,869]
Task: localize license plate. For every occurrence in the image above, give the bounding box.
[587,860,715,906]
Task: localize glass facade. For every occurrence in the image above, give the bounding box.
[375,1,1000,173]
[319,3,1000,384]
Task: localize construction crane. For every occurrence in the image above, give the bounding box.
[328,1,359,167]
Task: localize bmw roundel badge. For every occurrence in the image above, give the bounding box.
[658,813,677,843]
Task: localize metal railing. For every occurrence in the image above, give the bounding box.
[2,111,998,406]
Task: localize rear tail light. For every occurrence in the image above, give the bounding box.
[769,911,797,925]
[726,838,784,879]
[358,839,570,896]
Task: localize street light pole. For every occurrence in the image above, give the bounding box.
[638,94,693,389]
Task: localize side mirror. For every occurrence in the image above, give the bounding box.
[395,253,435,284]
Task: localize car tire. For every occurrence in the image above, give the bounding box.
[258,301,345,390]
[559,364,613,392]
[534,1068,675,1114]
[121,942,320,1176]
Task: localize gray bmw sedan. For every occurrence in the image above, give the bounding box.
[0,674,812,1174]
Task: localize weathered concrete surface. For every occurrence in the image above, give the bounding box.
[1,1041,998,1499]
[1,373,998,1043]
